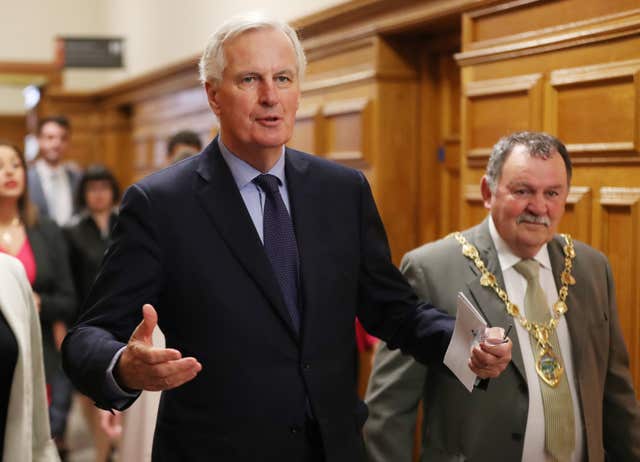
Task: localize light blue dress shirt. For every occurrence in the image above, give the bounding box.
[217,138,291,243]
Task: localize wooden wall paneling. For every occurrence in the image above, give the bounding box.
[462,183,488,229]
[0,115,27,149]
[545,59,640,164]
[417,52,442,246]
[457,3,640,66]
[464,73,543,167]
[466,0,640,49]
[599,187,640,397]
[322,97,371,169]
[290,103,323,155]
[557,186,592,245]
[373,33,421,263]
[99,106,133,189]
[438,52,462,237]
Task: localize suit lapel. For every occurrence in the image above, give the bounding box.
[194,141,299,339]
[464,220,527,382]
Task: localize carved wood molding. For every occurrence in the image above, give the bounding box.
[465,73,542,166]
[322,98,369,117]
[295,0,506,53]
[464,184,483,202]
[466,4,640,49]
[465,73,542,96]
[546,59,640,161]
[600,187,640,206]
[566,186,590,205]
[550,58,640,86]
[296,104,321,120]
[302,69,377,93]
[456,9,640,66]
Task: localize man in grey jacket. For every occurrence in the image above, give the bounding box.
[364,131,640,462]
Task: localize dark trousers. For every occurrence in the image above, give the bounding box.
[49,367,73,439]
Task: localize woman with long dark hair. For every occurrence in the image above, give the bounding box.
[0,140,76,457]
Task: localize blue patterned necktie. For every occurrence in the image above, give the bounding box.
[253,174,301,332]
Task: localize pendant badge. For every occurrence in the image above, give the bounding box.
[536,345,563,387]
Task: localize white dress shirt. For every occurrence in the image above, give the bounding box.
[488,217,584,462]
[35,159,74,225]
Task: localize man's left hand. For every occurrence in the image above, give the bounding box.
[469,327,512,379]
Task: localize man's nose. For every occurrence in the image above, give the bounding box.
[527,193,547,215]
[259,80,278,106]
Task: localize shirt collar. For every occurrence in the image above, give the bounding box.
[488,215,552,272]
[217,138,286,190]
[36,158,64,176]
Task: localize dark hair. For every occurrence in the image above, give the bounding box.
[37,115,71,135]
[76,164,121,210]
[167,130,202,156]
[0,140,38,226]
[485,131,572,191]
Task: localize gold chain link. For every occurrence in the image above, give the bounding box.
[452,232,575,349]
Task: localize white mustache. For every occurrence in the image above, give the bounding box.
[516,213,550,227]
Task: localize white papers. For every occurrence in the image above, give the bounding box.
[443,292,487,392]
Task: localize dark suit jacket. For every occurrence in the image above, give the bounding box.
[27,218,77,378]
[27,164,81,220]
[364,219,640,462]
[64,213,116,319]
[62,141,454,462]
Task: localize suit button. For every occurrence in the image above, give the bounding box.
[303,363,311,370]
[512,433,523,441]
[290,425,302,434]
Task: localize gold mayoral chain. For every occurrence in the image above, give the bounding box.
[453,232,576,388]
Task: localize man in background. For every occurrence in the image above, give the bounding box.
[364,131,640,461]
[165,129,203,165]
[28,115,81,226]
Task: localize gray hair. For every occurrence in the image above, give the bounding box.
[198,13,307,86]
[485,131,572,191]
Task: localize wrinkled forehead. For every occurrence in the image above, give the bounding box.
[222,26,297,70]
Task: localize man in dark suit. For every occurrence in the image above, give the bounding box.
[364,132,640,461]
[28,116,81,226]
[62,15,511,462]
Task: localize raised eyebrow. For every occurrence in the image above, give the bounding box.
[274,68,296,77]
[508,181,532,189]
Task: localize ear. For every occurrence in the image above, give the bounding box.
[205,82,221,116]
[480,176,493,210]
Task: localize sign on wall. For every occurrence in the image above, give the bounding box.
[57,37,124,68]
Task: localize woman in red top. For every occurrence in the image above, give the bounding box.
[0,141,76,456]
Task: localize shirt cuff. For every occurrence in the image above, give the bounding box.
[105,346,140,408]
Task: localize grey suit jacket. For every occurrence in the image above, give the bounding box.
[364,219,640,462]
[27,164,81,221]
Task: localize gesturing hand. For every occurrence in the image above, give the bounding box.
[115,304,202,391]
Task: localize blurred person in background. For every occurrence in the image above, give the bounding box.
[165,130,203,166]
[66,165,120,308]
[0,141,76,459]
[65,164,121,461]
[28,116,81,226]
[0,252,59,461]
